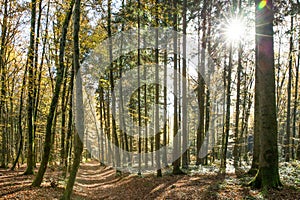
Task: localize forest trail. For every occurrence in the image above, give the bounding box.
[73,160,228,199]
[1,160,299,199]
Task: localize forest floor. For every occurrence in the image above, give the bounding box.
[0,160,300,200]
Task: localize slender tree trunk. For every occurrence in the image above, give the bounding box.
[0,0,8,168]
[204,3,212,165]
[118,0,130,165]
[32,0,43,167]
[144,66,149,168]
[220,44,232,173]
[233,1,242,169]
[162,49,168,167]
[105,89,113,165]
[296,26,300,161]
[197,1,207,166]
[107,0,121,173]
[32,0,75,186]
[248,14,260,175]
[155,0,162,177]
[11,65,29,170]
[64,64,74,176]
[61,0,83,198]
[181,0,188,169]
[137,0,142,176]
[285,16,293,162]
[61,73,69,165]
[24,0,37,175]
[98,87,105,164]
[172,0,183,175]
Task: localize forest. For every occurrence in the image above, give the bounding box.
[0,0,300,199]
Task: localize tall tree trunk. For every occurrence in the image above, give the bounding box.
[61,0,83,197]
[248,11,260,175]
[181,0,188,169]
[118,0,130,165]
[220,43,232,173]
[32,0,43,167]
[172,0,183,175]
[107,0,121,173]
[98,87,105,164]
[61,72,69,165]
[292,32,298,160]
[155,0,162,177]
[137,0,142,176]
[33,0,50,166]
[105,89,112,165]
[11,63,28,170]
[233,0,242,169]
[285,16,293,162]
[32,0,75,186]
[162,49,168,167]
[24,0,37,175]
[64,64,74,176]
[0,0,8,168]
[197,0,207,166]
[249,0,282,190]
[296,24,300,161]
[144,66,149,168]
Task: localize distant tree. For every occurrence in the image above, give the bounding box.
[155,0,162,177]
[181,0,188,169]
[285,15,293,162]
[172,0,183,175]
[107,0,121,174]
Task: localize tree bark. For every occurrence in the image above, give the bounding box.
[233,0,242,169]
[249,0,282,190]
[24,0,37,175]
[0,0,8,168]
[181,0,188,169]
[61,0,83,198]
[196,0,207,166]
[107,0,121,173]
[220,43,232,173]
[137,0,142,176]
[285,16,293,162]
[32,0,75,186]
[172,0,182,175]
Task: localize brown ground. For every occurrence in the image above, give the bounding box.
[0,161,299,199]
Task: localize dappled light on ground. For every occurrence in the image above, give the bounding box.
[0,160,300,199]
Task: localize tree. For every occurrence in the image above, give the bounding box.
[196,0,207,166]
[24,0,37,175]
[172,0,182,175]
[32,0,75,186]
[181,0,188,169]
[249,0,282,190]
[137,0,142,176]
[296,17,300,161]
[61,0,83,197]
[107,0,121,173]
[233,0,243,169]
[0,0,8,168]
[284,15,293,162]
[155,0,162,177]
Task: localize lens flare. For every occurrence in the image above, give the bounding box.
[258,0,267,10]
[225,18,245,43]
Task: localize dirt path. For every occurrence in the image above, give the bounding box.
[1,161,299,199]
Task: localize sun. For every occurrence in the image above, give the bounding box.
[225,18,245,43]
